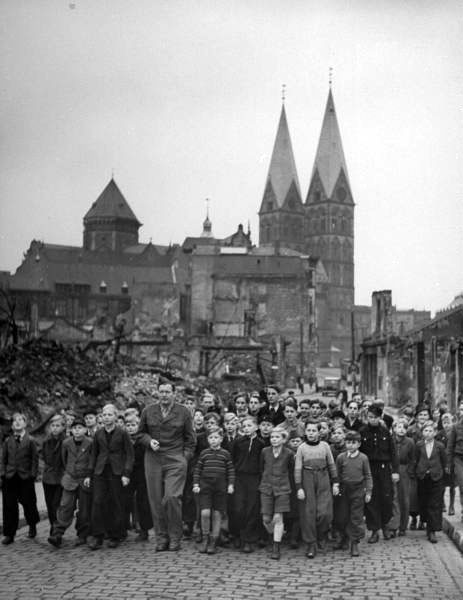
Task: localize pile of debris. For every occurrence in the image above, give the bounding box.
[0,339,125,430]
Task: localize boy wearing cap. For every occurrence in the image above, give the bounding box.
[41,414,66,533]
[258,413,274,447]
[359,404,399,543]
[84,410,98,438]
[48,416,93,548]
[334,431,372,556]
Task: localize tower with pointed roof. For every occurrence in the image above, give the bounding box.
[83,178,141,253]
[259,103,304,252]
[304,87,354,365]
[258,87,354,365]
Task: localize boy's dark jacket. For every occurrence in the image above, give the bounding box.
[232,435,265,474]
[41,433,66,484]
[1,433,38,480]
[414,439,447,481]
[90,426,134,478]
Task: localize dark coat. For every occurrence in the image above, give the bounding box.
[415,440,447,482]
[41,433,66,485]
[359,423,399,472]
[90,426,134,478]
[447,420,463,468]
[395,435,415,477]
[139,402,196,459]
[1,433,39,480]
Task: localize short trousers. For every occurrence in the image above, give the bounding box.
[260,492,290,515]
[199,477,227,512]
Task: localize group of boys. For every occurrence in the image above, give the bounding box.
[1,387,462,560]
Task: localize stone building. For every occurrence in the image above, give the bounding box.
[259,89,354,366]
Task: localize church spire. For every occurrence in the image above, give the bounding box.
[261,102,301,209]
[309,88,350,198]
[201,198,212,237]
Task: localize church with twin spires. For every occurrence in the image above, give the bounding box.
[259,87,355,365]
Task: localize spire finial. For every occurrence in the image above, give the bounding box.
[329,67,333,88]
[281,83,286,104]
[111,168,115,179]
[205,197,210,219]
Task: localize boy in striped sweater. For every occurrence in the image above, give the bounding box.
[193,427,235,554]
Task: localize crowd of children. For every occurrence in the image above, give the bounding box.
[1,387,463,561]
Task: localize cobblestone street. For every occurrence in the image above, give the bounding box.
[2,518,463,600]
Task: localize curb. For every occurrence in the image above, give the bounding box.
[443,516,463,554]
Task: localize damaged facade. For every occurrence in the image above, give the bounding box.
[360,290,462,410]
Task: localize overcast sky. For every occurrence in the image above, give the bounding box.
[1,0,462,314]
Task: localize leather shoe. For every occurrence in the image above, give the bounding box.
[169,540,181,551]
[135,530,149,542]
[335,536,349,550]
[87,536,102,550]
[382,529,392,540]
[428,531,437,543]
[47,535,62,548]
[242,542,253,553]
[28,524,37,538]
[305,543,316,559]
[448,507,455,516]
[367,531,379,544]
[107,538,119,548]
[398,530,406,537]
[155,541,169,552]
[1,536,14,545]
[350,542,359,557]
[74,537,87,547]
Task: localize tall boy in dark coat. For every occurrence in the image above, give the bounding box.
[87,404,134,550]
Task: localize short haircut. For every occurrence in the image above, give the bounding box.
[204,411,221,423]
[299,399,311,408]
[12,412,27,422]
[194,408,205,416]
[242,416,257,426]
[331,410,346,421]
[347,400,359,408]
[50,414,65,425]
[207,426,223,438]
[224,412,238,422]
[271,427,289,441]
[421,420,436,431]
[305,419,320,429]
[332,424,346,434]
[284,398,298,410]
[159,382,175,391]
[125,414,140,423]
[345,431,361,443]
